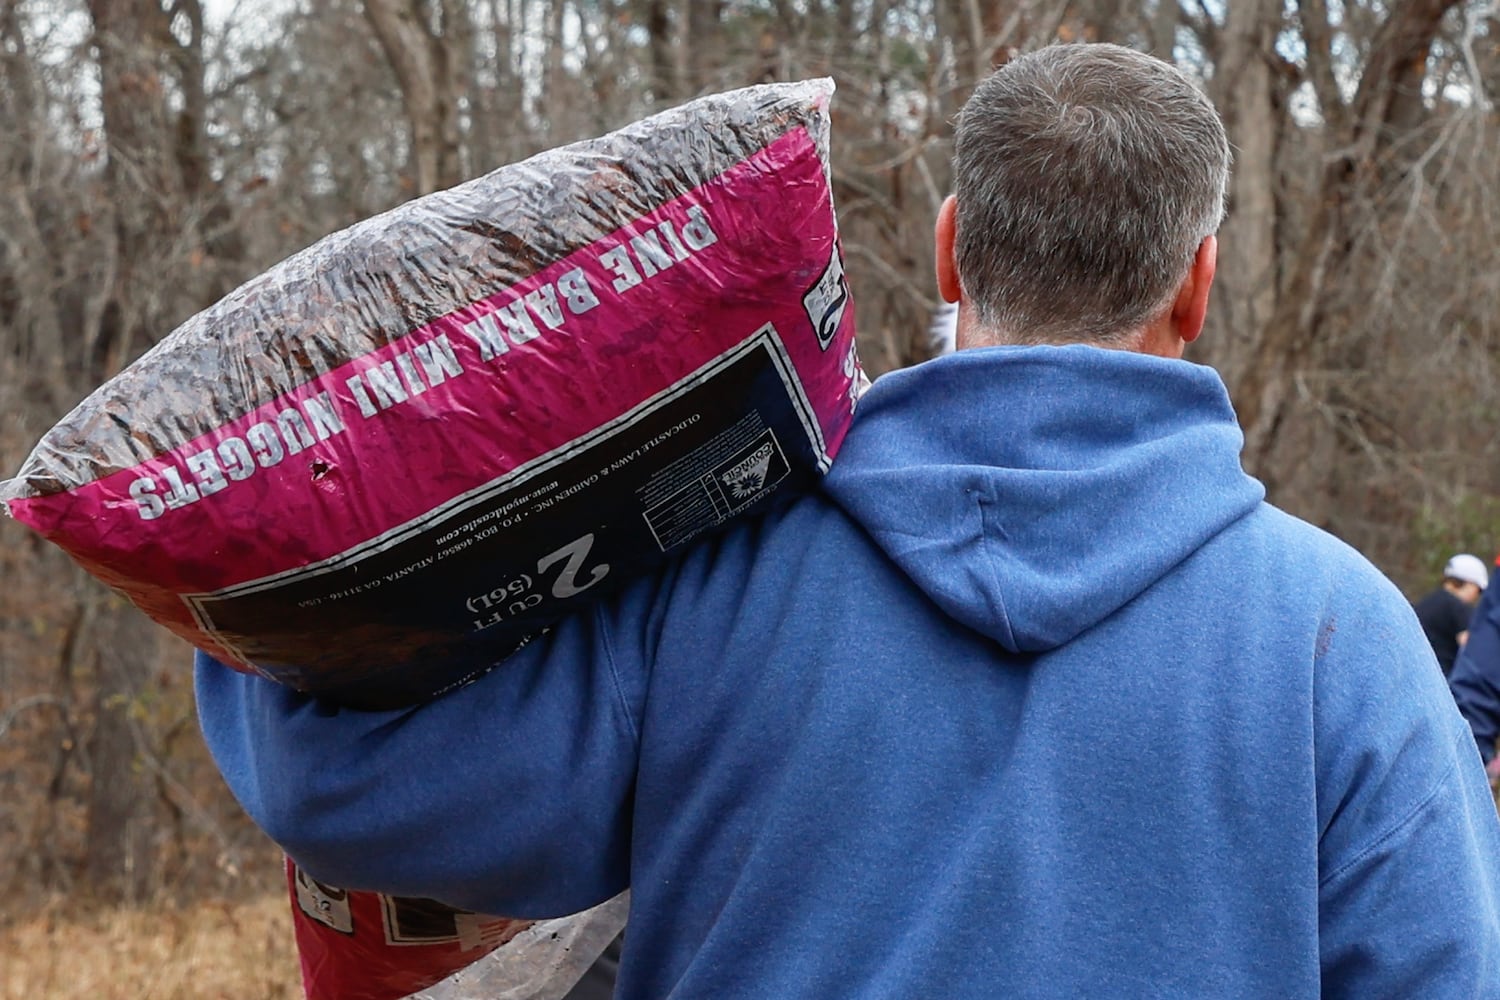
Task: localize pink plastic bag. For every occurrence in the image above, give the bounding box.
[2,80,860,708]
[287,859,629,1000]
[288,858,523,999]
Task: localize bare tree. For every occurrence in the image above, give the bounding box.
[643,0,679,100]
[78,0,209,898]
[364,0,466,194]
[6,0,1500,909]
[686,0,724,93]
[1198,0,1286,393]
[1229,0,1465,476]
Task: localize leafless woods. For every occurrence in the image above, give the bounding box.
[2,0,1499,905]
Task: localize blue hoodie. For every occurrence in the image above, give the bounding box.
[197,346,1500,999]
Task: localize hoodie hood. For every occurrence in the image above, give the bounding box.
[822,345,1265,652]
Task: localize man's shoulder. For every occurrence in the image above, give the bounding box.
[1213,502,1415,620]
[1223,502,1380,573]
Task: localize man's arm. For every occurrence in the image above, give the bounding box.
[195,586,653,919]
[1315,586,1500,997]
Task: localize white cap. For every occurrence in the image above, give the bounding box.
[1444,553,1489,589]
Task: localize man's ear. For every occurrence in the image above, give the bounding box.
[1172,235,1217,344]
[935,195,961,304]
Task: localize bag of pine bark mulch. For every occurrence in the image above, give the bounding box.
[1,79,862,709]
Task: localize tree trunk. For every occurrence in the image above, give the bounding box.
[1197,0,1283,398]
[363,0,464,195]
[87,0,181,383]
[1150,0,1177,56]
[685,0,722,94]
[0,1,68,392]
[1232,0,1463,476]
[82,592,162,901]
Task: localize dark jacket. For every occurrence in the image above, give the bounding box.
[1414,585,1476,675]
[1452,571,1500,762]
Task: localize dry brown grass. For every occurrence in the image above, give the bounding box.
[0,893,301,1000]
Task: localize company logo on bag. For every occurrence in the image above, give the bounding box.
[803,247,850,350]
[705,430,789,521]
[722,443,776,499]
[380,895,494,950]
[293,865,355,935]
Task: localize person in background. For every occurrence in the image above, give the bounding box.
[1414,552,1488,676]
[194,43,1500,998]
[1449,553,1500,783]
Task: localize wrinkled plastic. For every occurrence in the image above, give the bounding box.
[411,896,628,1000]
[287,857,628,1000]
[1,78,861,708]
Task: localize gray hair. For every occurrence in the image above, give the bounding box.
[952,43,1230,345]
